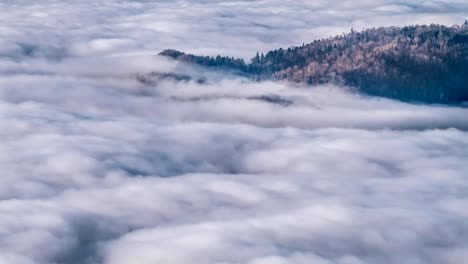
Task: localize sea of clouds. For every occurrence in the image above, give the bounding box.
[1,1,468,264]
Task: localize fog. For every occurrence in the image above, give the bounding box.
[1,1,468,264]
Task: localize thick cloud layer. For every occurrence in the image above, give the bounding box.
[1,58,468,263]
[1,1,468,264]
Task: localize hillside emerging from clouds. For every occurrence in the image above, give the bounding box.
[160,24,468,103]
[3,0,468,263]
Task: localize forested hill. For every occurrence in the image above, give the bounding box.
[159,23,468,103]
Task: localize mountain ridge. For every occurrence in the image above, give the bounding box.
[159,23,468,103]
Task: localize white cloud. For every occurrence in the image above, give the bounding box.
[1,72,468,263]
[0,0,467,60]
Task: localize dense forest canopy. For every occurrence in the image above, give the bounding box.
[159,24,468,103]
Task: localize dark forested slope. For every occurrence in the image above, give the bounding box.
[159,24,468,103]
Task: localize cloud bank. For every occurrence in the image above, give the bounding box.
[0,1,468,264]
